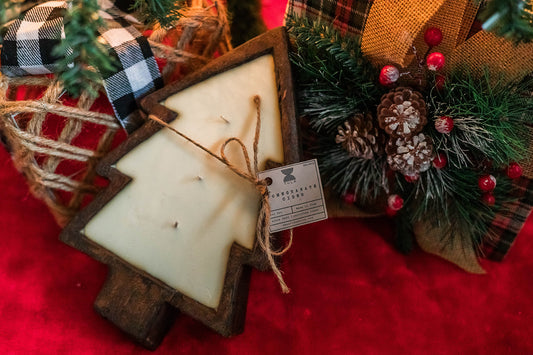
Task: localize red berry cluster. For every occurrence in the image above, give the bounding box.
[478,174,497,206]
[375,27,524,214]
[378,27,446,87]
[478,163,523,206]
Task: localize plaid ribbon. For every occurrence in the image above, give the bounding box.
[1,0,163,133]
[483,178,533,261]
[286,0,533,260]
[285,0,373,35]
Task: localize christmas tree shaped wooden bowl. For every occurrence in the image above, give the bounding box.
[60,27,299,350]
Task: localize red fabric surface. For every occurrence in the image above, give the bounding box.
[2,1,533,353]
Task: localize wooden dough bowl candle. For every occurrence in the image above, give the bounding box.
[60,27,300,349]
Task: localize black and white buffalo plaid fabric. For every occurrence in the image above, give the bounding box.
[1,0,163,133]
[285,0,533,261]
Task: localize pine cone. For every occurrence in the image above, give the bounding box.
[335,113,382,159]
[377,87,427,138]
[386,133,434,177]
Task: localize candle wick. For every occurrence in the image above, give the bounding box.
[220,115,230,124]
[197,175,204,181]
[173,221,179,229]
[148,95,291,293]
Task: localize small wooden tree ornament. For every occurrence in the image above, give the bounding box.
[60,27,299,350]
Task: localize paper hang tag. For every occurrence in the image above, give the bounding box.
[259,159,328,233]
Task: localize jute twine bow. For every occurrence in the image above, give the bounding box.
[148,95,292,293]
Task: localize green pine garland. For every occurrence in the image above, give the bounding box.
[130,0,183,29]
[478,0,533,43]
[287,16,533,256]
[0,0,11,24]
[428,72,533,169]
[287,15,383,134]
[53,0,117,98]
[287,15,389,202]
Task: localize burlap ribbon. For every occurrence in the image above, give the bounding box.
[361,0,533,85]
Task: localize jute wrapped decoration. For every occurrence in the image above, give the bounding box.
[0,1,232,226]
[147,0,232,83]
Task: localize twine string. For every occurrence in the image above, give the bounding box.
[148,95,292,293]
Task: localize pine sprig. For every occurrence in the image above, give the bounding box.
[478,0,533,43]
[404,71,531,251]
[429,71,533,168]
[0,0,11,24]
[400,166,515,250]
[130,0,183,28]
[53,0,117,98]
[286,15,383,133]
[316,143,389,203]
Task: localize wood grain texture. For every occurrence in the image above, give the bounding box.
[60,27,300,350]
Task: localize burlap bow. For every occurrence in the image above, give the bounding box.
[361,0,533,86]
[286,0,533,271]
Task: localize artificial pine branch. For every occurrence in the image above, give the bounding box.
[428,71,533,169]
[53,0,117,98]
[0,0,11,24]
[286,15,383,133]
[478,0,533,43]
[130,0,183,28]
[400,70,530,251]
[400,165,515,252]
[315,143,389,203]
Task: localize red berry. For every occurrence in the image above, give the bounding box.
[435,116,454,134]
[482,193,496,206]
[435,74,446,91]
[432,152,447,169]
[404,174,419,183]
[426,52,445,71]
[379,65,400,86]
[506,162,523,179]
[478,174,496,192]
[386,206,398,217]
[343,192,357,205]
[424,27,443,47]
[387,194,404,211]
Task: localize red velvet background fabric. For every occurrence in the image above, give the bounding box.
[2,1,533,353]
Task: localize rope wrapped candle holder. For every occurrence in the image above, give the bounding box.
[0,0,232,226]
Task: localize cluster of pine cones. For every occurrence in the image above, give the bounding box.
[335,87,434,179]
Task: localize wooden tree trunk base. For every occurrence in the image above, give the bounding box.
[94,264,178,350]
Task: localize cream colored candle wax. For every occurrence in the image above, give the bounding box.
[84,54,283,309]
